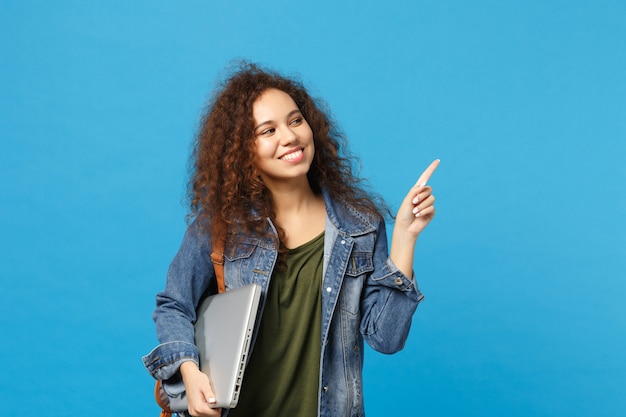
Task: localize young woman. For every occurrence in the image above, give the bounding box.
[143,62,439,417]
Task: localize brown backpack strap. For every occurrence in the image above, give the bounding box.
[210,217,227,294]
[154,380,173,417]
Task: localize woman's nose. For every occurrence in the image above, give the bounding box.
[280,125,297,144]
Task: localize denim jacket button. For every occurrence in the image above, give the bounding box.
[323,386,329,392]
[394,277,403,286]
[326,287,332,293]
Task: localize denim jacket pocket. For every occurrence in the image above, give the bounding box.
[341,251,374,315]
[224,240,257,261]
[345,251,374,276]
[224,239,272,288]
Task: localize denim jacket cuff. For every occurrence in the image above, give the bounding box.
[142,341,199,381]
[376,257,425,302]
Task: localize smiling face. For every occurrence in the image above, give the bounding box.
[253,88,315,190]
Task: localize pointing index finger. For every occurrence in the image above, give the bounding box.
[415,159,440,186]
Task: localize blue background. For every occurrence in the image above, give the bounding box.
[1,1,625,415]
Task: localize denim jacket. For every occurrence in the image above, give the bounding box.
[142,189,425,417]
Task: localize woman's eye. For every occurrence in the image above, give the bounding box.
[290,117,302,125]
[261,128,275,135]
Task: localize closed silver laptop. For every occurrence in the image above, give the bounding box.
[195,283,262,409]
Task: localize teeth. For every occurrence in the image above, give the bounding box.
[281,149,302,161]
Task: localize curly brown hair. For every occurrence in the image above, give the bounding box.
[188,61,388,243]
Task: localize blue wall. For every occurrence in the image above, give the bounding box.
[1,1,624,415]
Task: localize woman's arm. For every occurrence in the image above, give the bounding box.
[359,159,439,353]
[143,220,217,398]
[389,159,439,277]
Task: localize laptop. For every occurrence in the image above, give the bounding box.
[194,283,262,409]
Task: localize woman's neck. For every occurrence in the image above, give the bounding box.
[267,180,326,249]
[264,177,316,214]
[273,188,318,215]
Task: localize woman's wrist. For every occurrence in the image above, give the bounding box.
[180,360,200,378]
[390,235,417,278]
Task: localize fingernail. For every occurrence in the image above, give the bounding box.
[413,207,420,215]
[208,397,216,404]
[412,197,419,204]
[415,212,421,218]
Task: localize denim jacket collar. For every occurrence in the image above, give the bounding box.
[321,188,377,238]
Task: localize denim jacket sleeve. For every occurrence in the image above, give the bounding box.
[359,217,425,354]
[142,220,216,390]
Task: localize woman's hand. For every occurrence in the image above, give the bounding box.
[180,361,222,417]
[390,159,439,277]
[395,159,439,237]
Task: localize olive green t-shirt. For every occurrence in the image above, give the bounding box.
[228,232,324,417]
